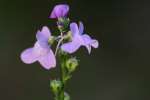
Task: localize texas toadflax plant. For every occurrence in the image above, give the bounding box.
[20,4,99,100]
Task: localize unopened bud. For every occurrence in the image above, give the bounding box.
[57,18,70,32]
[66,58,78,73]
[50,80,62,94]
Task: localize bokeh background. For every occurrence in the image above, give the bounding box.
[0,0,150,100]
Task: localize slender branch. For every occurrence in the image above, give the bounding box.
[55,37,64,56]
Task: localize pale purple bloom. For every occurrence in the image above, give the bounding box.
[61,22,99,54]
[20,26,56,70]
[50,4,69,18]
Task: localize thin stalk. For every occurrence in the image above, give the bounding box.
[55,34,66,100]
[59,53,66,100]
[55,37,64,56]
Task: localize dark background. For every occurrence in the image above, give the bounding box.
[0,0,150,100]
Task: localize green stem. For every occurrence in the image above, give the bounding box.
[59,53,66,100]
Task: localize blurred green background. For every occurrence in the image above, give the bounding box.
[0,0,150,100]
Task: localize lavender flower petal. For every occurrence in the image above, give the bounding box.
[50,4,69,18]
[82,34,99,53]
[33,42,50,56]
[38,49,56,70]
[61,37,82,53]
[70,23,80,36]
[20,48,38,64]
[80,35,92,53]
[91,39,99,48]
[36,26,51,48]
[79,22,84,34]
[82,34,92,44]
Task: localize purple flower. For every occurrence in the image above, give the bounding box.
[50,4,69,19]
[20,26,56,70]
[61,22,99,54]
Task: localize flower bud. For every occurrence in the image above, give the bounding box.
[66,58,78,73]
[57,18,70,32]
[50,80,62,94]
[58,18,70,25]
